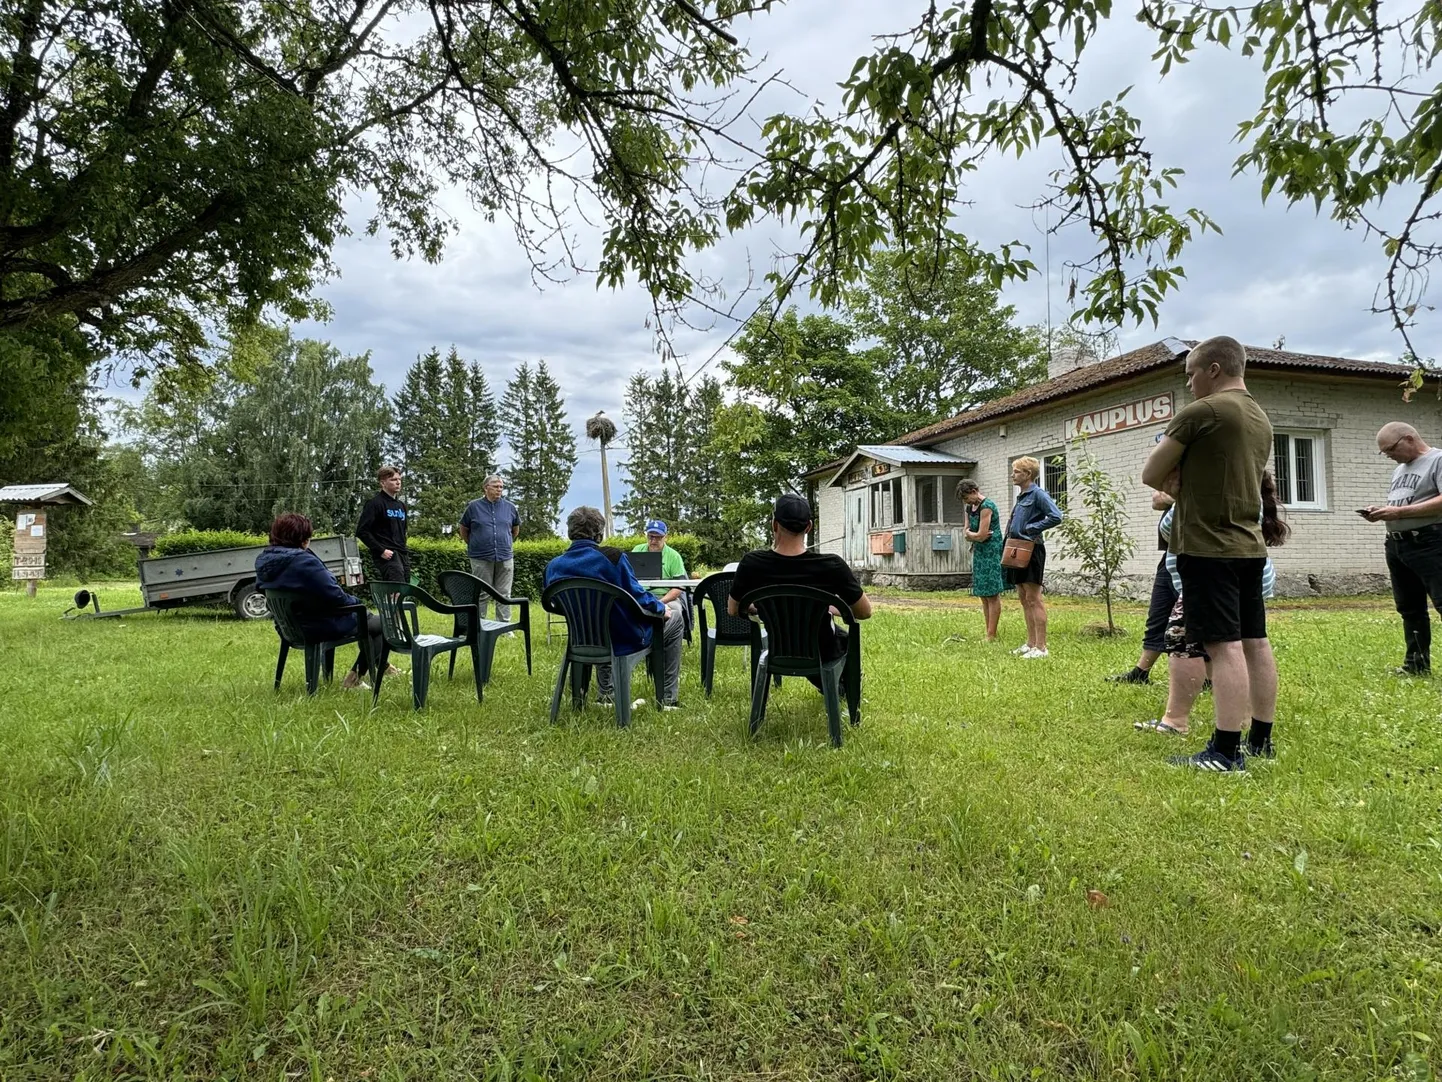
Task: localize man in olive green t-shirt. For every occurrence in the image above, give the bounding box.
[1142,335,1277,773]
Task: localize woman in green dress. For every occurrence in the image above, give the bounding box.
[957,479,1004,641]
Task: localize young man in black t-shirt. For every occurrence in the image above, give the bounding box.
[729,493,872,667]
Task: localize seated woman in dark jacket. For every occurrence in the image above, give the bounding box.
[254,512,390,688]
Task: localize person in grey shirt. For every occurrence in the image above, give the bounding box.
[459,474,521,621]
[1363,422,1442,675]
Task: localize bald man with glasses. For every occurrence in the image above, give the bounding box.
[1364,422,1442,675]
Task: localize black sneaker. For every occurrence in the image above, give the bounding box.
[1246,738,1276,761]
[1393,664,1431,677]
[595,692,614,707]
[1107,667,1151,684]
[1168,737,1247,773]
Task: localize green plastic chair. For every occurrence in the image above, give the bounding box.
[540,577,664,728]
[692,570,772,697]
[369,582,482,709]
[737,584,862,748]
[435,570,532,686]
[264,588,370,695]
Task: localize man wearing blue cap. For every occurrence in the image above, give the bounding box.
[632,519,688,617]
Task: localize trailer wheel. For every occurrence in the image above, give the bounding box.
[233,584,270,620]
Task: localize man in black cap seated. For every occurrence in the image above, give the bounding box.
[728,493,872,684]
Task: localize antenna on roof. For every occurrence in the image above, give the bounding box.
[1045,201,1053,367]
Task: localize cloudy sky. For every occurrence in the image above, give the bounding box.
[260,1,1416,519]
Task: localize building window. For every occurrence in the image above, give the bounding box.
[915,476,940,523]
[1043,453,1068,507]
[870,477,903,528]
[1011,452,1068,516]
[1273,431,1326,510]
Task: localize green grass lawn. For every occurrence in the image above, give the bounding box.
[1,582,1439,1081]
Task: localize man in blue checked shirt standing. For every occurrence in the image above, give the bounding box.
[459,473,521,621]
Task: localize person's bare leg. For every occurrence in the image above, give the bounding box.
[1018,585,1038,648]
[1016,586,1033,647]
[1033,588,1048,651]
[1205,640,1250,732]
[983,595,1001,640]
[1135,648,1162,672]
[1241,637,1277,721]
[1161,655,1206,731]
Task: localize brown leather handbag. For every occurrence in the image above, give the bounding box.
[1001,536,1036,569]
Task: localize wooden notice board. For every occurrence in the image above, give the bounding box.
[12,508,46,581]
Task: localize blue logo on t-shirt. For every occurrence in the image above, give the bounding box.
[387,508,407,519]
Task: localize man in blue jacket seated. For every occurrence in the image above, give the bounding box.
[544,505,683,709]
[254,512,391,689]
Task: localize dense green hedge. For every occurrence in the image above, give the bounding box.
[151,529,702,601]
[151,530,269,556]
[362,534,703,599]
[151,529,345,558]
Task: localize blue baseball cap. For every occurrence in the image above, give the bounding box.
[644,519,668,536]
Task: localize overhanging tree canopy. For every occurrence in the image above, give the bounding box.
[2,0,1440,367]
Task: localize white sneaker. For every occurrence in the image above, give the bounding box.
[1011,644,1032,655]
[1022,647,1049,659]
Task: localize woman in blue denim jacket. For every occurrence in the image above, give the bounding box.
[1005,456,1064,658]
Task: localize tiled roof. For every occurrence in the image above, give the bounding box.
[895,340,1420,448]
[800,340,1422,479]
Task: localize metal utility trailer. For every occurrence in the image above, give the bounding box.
[67,536,365,621]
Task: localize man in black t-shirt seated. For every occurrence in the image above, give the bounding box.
[728,493,872,674]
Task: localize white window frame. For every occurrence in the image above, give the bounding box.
[1011,451,1067,509]
[1272,429,1327,511]
[869,476,903,528]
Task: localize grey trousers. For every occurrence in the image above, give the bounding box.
[468,557,515,621]
[597,607,684,705]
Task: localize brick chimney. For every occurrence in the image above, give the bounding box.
[1047,344,1097,381]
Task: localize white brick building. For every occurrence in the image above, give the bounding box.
[803,339,1442,595]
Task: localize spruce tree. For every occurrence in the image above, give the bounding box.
[389,346,500,534]
[528,360,578,538]
[503,361,577,539]
[617,368,691,531]
[680,376,727,563]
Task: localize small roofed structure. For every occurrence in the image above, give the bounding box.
[0,483,93,506]
[0,482,93,596]
[811,444,979,586]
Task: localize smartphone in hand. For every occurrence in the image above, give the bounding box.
[1356,508,1375,518]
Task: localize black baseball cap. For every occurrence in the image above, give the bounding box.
[773,493,812,532]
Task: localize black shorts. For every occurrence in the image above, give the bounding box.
[375,554,411,583]
[1174,554,1267,644]
[1003,541,1046,587]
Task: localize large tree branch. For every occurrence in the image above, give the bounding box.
[302,0,399,99]
[0,0,46,197]
[0,2,187,256]
[0,193,238,327]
